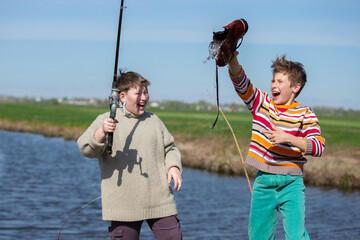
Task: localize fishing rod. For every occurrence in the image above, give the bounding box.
[107,0,126,154]
[58,2,126,238]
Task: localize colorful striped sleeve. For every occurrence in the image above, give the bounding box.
[302,109,325,157]
[230,66,262,115]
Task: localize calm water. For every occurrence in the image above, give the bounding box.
[0,130,359,240]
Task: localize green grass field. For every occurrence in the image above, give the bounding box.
[1,102,359,147]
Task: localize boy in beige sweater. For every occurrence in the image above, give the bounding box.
[77,71,183,239]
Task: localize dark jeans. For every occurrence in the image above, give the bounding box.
[108,215,182,240]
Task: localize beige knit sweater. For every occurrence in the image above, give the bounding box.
[77,110,182,221]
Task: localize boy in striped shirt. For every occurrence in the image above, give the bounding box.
[217,19,325,240]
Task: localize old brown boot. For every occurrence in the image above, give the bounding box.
[213,19,248,67]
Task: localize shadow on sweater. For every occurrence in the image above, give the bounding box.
[115,149,149,186]
[115,117,149,186]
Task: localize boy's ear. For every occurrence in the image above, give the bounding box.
[293,83,301,94]
[119,92,126,103]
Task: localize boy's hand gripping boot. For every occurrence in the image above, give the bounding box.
[213,19,248,67]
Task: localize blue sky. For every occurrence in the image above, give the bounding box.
[1,0,359,109]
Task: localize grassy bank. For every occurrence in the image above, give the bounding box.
[1,102,360,191]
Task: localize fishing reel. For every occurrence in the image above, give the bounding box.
[107,82,121,154]
[108,79,127,119]
[108,84,120,119]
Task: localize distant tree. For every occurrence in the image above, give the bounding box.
[48,98,59,105]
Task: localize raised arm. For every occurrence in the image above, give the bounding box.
[228,54,242,77]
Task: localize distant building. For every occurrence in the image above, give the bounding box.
[150,101,160,108]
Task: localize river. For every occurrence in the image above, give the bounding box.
[0,130,359,239]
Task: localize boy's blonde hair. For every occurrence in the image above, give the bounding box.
[116,71,151,93]
[271,55,307,97]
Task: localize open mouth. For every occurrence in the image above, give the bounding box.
[137,103,146,110]
[272,92,280,98]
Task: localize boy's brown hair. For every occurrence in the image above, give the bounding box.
[271,55,307,97]
[116,71,151,93]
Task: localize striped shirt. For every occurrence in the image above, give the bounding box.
[231,66,325,175]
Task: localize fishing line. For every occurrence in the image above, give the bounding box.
[211,64,220,129]
[58,196,101,240]
[346,233,355,240]
[207,36,245,129]
[208,91,253,193]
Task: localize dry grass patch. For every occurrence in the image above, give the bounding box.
[1,119,359,191]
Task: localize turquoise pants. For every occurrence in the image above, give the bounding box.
[249,171,310,240]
